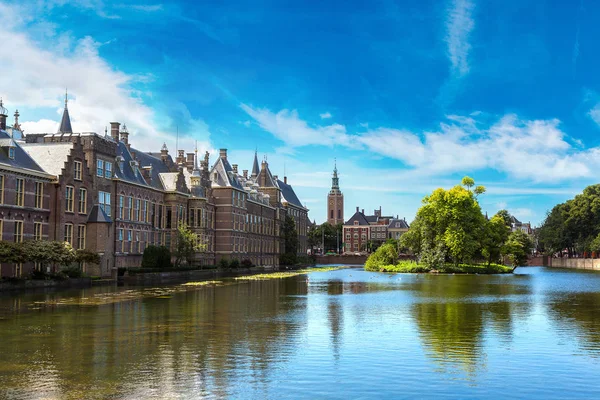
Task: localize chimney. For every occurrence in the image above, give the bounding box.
[186,152,194,172]
[120,124,129,147]
[160,143,169,163]
[110,122,120,141]
[141,166,152,184]
[273,175,278,181]
[0,98,7,130]
[356,206,359,213]
[284,176,287,184]
[177,149,185,165]
[362,209,365,214]
[243,170,248,179]
[219,148,227,160]
[232,164,238,174]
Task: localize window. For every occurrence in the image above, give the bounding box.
[14,221,23,242]
[142,200,148,223]
[34,222,43,240]
[118,228,124,252]
[15,178,24,206]
[77,225,86,249]
[134,199,140,221]
[104,162,112,178]
[99,191,111,216]
[8,147,15,159]
[64,224,73,244]
[127,197,133,220]
[118,195,124,219]
[65,186,74,212]
[74,161,82,180]
[128,230,133,252]
[136,231,140,252]
[0,175,3,204]
[35,182,43,209]
[97,159,104,177]
[79,188,87,214]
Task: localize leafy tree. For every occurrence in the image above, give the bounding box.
[142,245,172,268]
[174,223,206,267]
[502,230,533,267]
[364,243,398,271]
[281,215,298,265]
[481,213,511,265]
[307,222,342,253]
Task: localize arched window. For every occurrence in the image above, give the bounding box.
[338,209,341,219]
[330,210,333,219]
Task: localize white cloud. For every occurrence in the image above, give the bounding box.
[445,0,475,76]
[0,2,211,153]
[240,104,349,147]
[319,111,332,119]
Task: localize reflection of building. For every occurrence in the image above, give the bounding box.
[342,206,409,253]
[327,161,344,225]
[0,96,308,277]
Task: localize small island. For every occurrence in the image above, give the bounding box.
[365,177,532,274]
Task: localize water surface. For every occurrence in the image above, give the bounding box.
[1,267,600,399]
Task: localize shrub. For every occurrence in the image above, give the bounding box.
[30,269,50,280]
[218,258,230,269]
[229,258,240,269]
[364,243,398,271]
[142,245,172,269]
[280,253,297,266]
[297,255,317,265]
[241,259,253,268]
[61,265,83,278]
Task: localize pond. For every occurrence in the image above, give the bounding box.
[1,266,600,399]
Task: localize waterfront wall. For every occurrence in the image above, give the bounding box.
[315,255,368,265]
[548,258,600,271]
[0,278,93,292]
[123,266,276,285]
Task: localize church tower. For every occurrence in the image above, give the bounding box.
[327,160,344,225]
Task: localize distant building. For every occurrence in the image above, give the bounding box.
[510,216,533,235]
[0,96,308,277]
[342,206,409,253]
[327,161,344,225]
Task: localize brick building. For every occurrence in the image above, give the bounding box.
[327,161,344,225]
[0,97,308,277]
[342,206,410,253]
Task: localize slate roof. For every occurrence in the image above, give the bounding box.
[114,142,149,187]
[20,142,74,177]
[388,219,409,229]
[365,215,379,223]
[58,106,73,134]
[210,156,244,190]
[0,130,49,175]
[344,211,370,226]
[251,151,260,177]
[135,149,173,190]
[87,205,112,223]
[277,178,305,209]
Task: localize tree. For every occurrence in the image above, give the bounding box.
[142,245,172,269]
[502,230,533,267]
[174,223,206,267]
[364,243,398,271]
[281,215,299,265]
[481,213,511,265]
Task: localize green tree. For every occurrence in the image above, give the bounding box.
[481,212,511,265]
[174,223,206,267]
[142,245,172,269]
[281,215,299,265]
[364,243,398,271]
[502,230,533,267]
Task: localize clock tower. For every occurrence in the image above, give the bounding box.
[327,160,344,225]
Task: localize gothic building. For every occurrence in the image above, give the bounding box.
[327,161,344,225]
[0,96,308,278]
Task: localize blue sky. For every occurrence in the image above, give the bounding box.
[2,0,600,225]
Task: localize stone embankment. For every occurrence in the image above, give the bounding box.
[548,257,600,271]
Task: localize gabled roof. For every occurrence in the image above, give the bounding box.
[20,142,74,177]
[210,156,244,190]
[365,215,379,223]
[114,142,149,187]
[388,218,409,229]
[0,130,50,175]
[87,205,112,223]
[135,149,173,190]
[344,211,370,226]
[277,178,305,209]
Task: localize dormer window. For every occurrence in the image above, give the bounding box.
[8,147,15,160]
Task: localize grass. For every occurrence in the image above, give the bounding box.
[233,266,348,281]
[367,260,514,274]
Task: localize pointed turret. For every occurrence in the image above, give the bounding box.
[331,158,340,191]
[251,150,260,178]
[58,89,73,134]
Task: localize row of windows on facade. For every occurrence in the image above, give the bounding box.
[0,176,45,208]
[114,229,215,253]
[0,219,86,249]
[228,235,278,253]
[231,212,275,235]
[330,209,342,219]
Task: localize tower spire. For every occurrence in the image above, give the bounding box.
[331,159,339,190]
[251,149,260,178]
[58,89,73,134]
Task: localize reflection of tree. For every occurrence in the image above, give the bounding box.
[0,277,309,399]
[409,276,531,375]
[548,292,600,353]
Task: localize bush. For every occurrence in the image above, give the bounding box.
[280,253,297,266]
[61,265,83,278]
[297,255,317,265]
[364,243,398,271]
[229,258,240,269]
[30,269,50,280]
[241,259,253,268]
[142,245,172,269]
[367,260,513,274]
[218,258,230,269]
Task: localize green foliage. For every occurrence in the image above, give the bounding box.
[502,230,533,267]
[218,258,230,269]
[241,259,254,268]
[229,258,240,269]
[75,249,101,265]
[297,254,317,265]
[0,241,26,264]
[174,223,206,267]
[367,260,513,274]
[307,222,342,253]
[142,245,172,269]
[481,213,511,265]
[365,243,398,270]
[61,265,84,278]
[281,215,299,265]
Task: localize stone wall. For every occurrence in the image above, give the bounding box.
[548,258,600,271]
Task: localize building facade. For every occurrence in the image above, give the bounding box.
[0,97,308,277]
[342,206,410,253]
[327,162,344,225]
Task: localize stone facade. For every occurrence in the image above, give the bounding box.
[0,98,308,277]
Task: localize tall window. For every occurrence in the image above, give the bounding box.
[14,221,23,243]
[97,159,104,177]
[99,191,111,216]
[128,230,133,252]
[127,197,133,220]
[118,195,124,219]
[65,186,74,212]
[142,200,148,223]
[35,182,43,209]
[74,161,82,180]
[78,188,87,214]
[0,219,3,240]
[15,178,24,206]
[104,162,112,178]
[8,147,15,159]
[0,175,4,204]
[77,225,86,249]
[64,224,73,244]
[134,199,140,221]
[34,222,43,240]
[136,231,140,253]
[118,228,124,252]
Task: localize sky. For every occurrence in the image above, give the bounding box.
[1,0,600,225]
